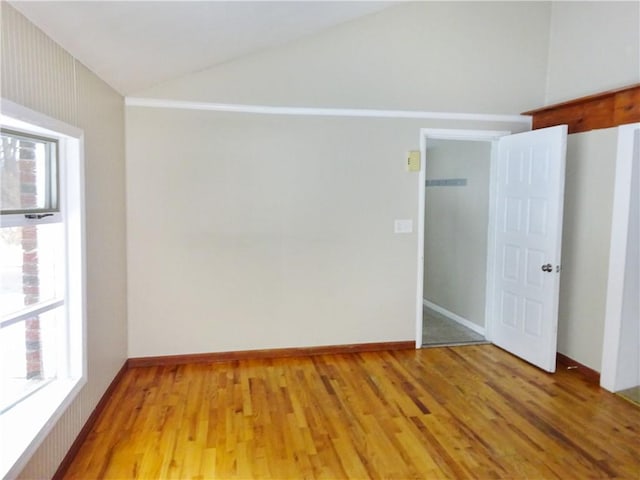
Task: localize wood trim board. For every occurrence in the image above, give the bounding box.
[51,361,129,480]
[556,352,601,385]
[127,341,415,368]
[522,84,640,134]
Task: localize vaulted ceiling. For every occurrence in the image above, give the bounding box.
[9,1,395,96]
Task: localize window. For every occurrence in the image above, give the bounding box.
[0,129,59,215]
[0,101,85,479]
[1,130,63,412]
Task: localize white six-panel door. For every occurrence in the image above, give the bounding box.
[490,125,568,372]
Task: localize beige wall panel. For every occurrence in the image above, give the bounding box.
[75,62,128,406]
[1,5,127,478]
[545,1,640,104]
[125,108,526,357]
[138,2,550,114]
[0,3,77,126]
[423,140,491,328]
[126,109,419,356]
[558,128,618,371]
[16,401,84,479]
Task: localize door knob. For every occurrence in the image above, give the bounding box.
[541,264,553,272]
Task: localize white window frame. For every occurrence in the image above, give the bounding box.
[0,128,60,217]
[0,99,86,479]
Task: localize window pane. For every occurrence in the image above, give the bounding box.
[0,308,61,413]
[0,130,57,213]
[0,223,64,317]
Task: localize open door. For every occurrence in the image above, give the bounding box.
[489,125,567,372]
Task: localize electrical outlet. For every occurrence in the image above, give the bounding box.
[394,219,413,233]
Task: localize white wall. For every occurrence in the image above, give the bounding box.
[423,140,491,328]
[138,2,551,114]
[545,1,640,104]
[126,108,528,357]
[1,5,127,478]
[126,111,420,356]
[127,2,545,358]
[558,128,618,371]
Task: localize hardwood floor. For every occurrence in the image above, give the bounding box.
[62,345,640,479]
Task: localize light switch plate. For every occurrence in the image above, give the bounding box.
[394,219,413,233]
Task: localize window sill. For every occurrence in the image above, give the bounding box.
[0,376,85,479]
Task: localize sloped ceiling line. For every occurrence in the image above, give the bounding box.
[9,1,396,95]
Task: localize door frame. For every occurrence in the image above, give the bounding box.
[416,128,510,348]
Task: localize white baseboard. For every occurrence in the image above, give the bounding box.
[422,300,486,336]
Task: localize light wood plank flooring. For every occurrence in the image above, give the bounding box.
[63,345,640,479]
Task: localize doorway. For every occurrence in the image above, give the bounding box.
[415,126,569,373]
[415,129,508,348]
[422,138,491,346]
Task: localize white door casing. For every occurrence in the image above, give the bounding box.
[416,129,510,348]
[490,125,568,372]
